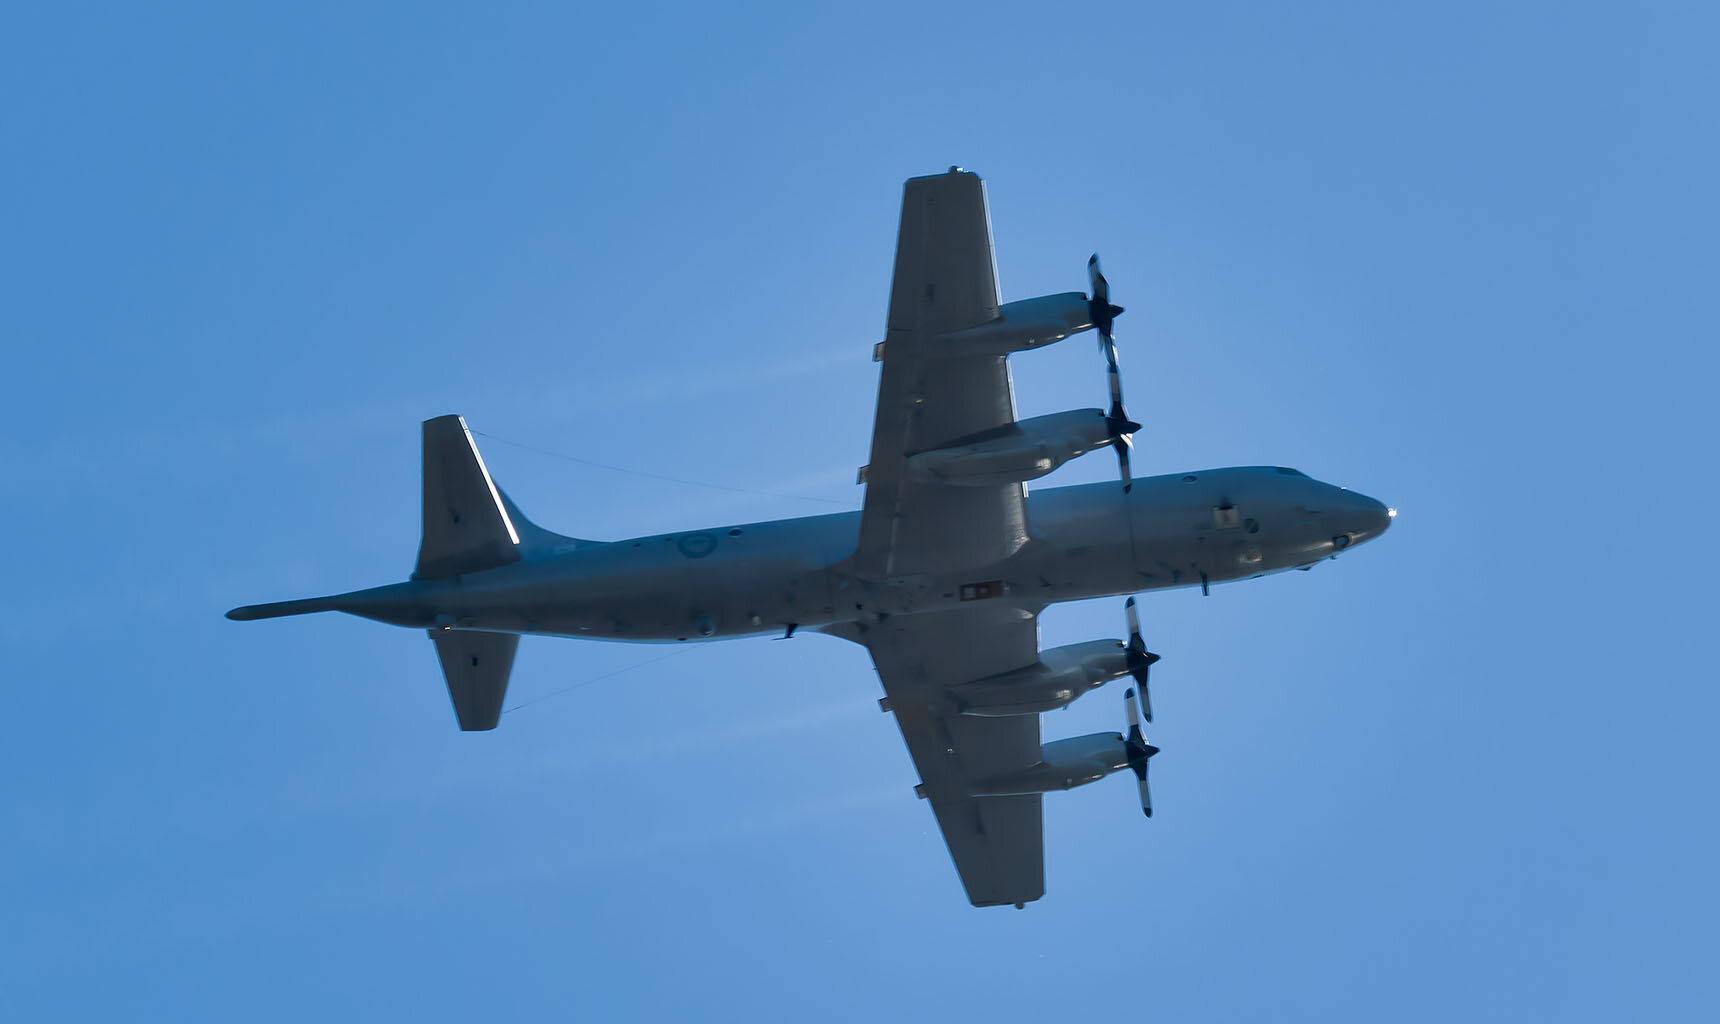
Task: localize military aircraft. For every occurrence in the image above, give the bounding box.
[228,168,1393,908]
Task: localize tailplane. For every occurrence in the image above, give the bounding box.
[431,629,519,731]
[228,413,595,732]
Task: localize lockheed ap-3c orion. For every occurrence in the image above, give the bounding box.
[229,169,1393,908]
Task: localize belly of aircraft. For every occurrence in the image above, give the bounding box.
[454,472,1328,643]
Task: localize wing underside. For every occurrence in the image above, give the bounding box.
[859,606,1046,907]
[847,171,1054,906]
[854,170,1026,578]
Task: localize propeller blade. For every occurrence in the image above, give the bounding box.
[1123,597,1161,722]
[1089,254,1136,492]
[1088,255,1124,334]
[1104,345,1138,492]
[1123,687,1160,817]
[1088,253,1110,315]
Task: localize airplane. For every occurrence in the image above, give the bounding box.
[228,168,1393,908]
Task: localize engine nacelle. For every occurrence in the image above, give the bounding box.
[927,291,1093,356]
[951,639,1131,716]
[967,731,1129,796]
[905,409,1115,488]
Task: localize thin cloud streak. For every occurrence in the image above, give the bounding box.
[5,345,864,487]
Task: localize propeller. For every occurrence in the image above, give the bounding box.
[1123,596,1161,723]
[1124,687,1161,817]
[1088,254,1140,492]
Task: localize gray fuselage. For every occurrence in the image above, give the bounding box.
[325,466,1392,642]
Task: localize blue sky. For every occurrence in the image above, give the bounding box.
[5,2,1716,1019]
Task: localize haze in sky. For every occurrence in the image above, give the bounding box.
[4,2,1716,1020]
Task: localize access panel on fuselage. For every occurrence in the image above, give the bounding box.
[1125,469,1278,590]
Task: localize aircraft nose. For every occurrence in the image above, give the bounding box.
[1364,496,1394,540]
[1325,490,1393,549]
[1346,493,1393,544]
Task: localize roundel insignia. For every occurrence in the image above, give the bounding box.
[677,532,718,558]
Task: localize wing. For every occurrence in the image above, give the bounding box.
[859,605,1046,908]
[854,169,1026,579]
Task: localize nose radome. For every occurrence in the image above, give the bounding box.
[1351,493,1393,543]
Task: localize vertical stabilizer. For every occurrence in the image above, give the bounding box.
[415,415,522,580]
[431,629,519,731]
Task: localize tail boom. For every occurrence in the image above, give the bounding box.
[225,580,446,627]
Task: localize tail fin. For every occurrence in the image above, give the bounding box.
[414,415,524,580]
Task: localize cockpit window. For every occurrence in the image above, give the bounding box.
[1274,467,1307,477]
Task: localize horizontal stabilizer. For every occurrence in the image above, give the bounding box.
[415,415,521,580]
[431,629,520,731]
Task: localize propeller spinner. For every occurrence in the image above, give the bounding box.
[1124,687,1160,817]
[1088,255,1141,492]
